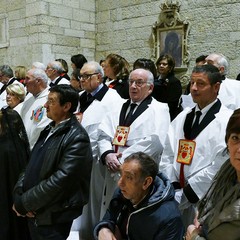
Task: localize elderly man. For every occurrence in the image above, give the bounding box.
[159,64,233,228]
[13,85,93,240]
[45,60,70,87]
[71,61,124,239]
[205,53,240,110]
[20,68,51,149]
[94,152,184,240]
[98,68,170,217]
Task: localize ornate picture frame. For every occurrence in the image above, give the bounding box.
[152,2,190,68]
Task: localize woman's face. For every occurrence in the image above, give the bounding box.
[228,133,240,181]
[6,91,21,108]
[157,59,171,77]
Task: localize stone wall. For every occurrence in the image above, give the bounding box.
[96,0,240,79]
[0,0,95,69]
[1,0,240,79]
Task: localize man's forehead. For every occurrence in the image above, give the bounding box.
[191,72,209,80]
[48,92,58,99]
[81,64,95,73]
[130,71,147,80]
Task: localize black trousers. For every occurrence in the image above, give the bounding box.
[28,218,73,240]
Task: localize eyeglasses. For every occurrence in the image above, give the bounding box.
[78,73,98,81]
[128,79,148,87]
[46,98,58,105]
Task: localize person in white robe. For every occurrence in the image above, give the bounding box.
[45,60,70,87]
[98,68,170,218]
[20,68,51,149]
[71,61,124,239]
[159,64,233,229]
[206,53,240,110]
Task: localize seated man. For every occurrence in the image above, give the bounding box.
[94,152,184,240]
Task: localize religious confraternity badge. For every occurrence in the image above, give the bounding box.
[176,139,196,165]
[31,106,45,122]
[112,126,130,146]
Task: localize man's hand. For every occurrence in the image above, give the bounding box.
[185,224,200,240]
[105,153,122,173]
[98,228,117,240]
[12,204,35,218]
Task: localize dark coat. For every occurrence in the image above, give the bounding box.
[0,108,31,240]
[152,72,182,120]
[13,115,93,226]
[109,77,129,99]
[94,172,185,240]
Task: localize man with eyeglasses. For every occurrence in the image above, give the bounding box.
[73,61,124,240]
[97,68,170,220]
[20,68,51,149]
[45,61,70,87]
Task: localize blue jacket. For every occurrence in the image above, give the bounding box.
[94,172,184,240]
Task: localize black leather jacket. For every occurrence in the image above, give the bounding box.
[13,115,93,226]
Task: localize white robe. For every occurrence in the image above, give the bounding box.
[98,97,170,217]
[159,105,232,227]
[218,77,240,110]
[159,103,233,226]
[20,87,51,149]
[72,88,124,239]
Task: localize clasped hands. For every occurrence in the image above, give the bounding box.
[105,152,122,173]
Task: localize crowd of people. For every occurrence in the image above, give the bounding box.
[0,52,240,240]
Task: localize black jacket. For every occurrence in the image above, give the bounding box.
[13,115,93,226]
[152,72,182,120]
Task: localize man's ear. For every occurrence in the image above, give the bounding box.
[63,102,72,112]
[142,176,153,190]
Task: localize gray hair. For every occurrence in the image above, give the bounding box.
[217,54,229,76]
[29,68,49,84]
[48,61,64,74]
[32,62,46,71]
[129,68,154,85]
[83,61,104,77]
[0,65,14,78]
[6,83,26,102]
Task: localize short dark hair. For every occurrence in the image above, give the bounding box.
[195,55,208,64]
[124,152,158,181]
[133,58,157,79]
[71,54,87,69]
[49,84,79,114]
[225,108,240,144]
[191,64,222,85]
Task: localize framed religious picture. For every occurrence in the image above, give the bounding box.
[158,28,183,67]
[152,2,190,68]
